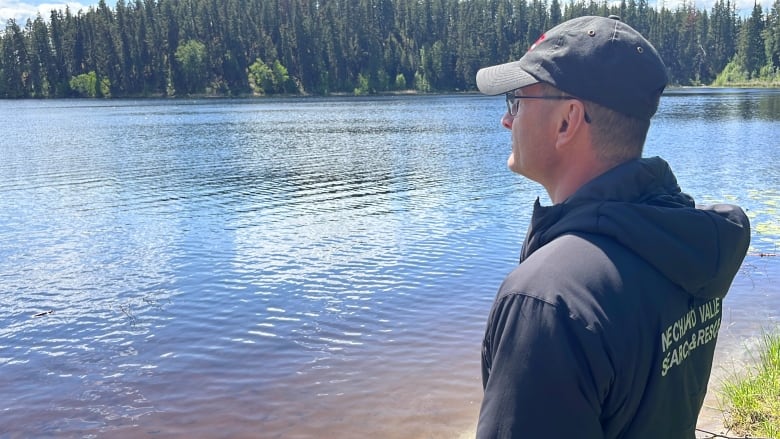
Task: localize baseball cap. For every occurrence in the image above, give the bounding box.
[475,15,668,120]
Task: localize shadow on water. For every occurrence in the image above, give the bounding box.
[662,88,780,121]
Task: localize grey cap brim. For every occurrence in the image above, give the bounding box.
[475,60,541,96]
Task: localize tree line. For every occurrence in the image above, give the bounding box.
[1,0,779,98]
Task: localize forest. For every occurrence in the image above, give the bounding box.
[1,0,779,98]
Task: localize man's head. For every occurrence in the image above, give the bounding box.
[476,15,668,122]
[476,16,668,201]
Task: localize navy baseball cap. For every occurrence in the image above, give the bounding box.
[476,15,668,120]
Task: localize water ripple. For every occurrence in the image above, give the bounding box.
[1,95,777,438]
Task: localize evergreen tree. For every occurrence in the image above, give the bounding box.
[737,1,766,77]
[49,9,72,96]
[764,0,780,70]
[27,15,53,97]
[708,0,738,78]
[1,20,31,98]
[550,0,562,26]
[509,0,530,58]
[0,0,769,97]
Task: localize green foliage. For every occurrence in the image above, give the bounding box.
[69,71,99,97]
[68,71,111,98]
[758,64,780,84]
[100,77,112,97]
[271,60,292,93]
[414,70,431,93]
[2,0,780,98]
[722,333,780,438]
[375,69,390,91]
[354,73,370,95]
[174,40,207,95]
[248,59,274,95]
[713,59,750,86]
[395,73,407,90]
[713,59,780,86]
[248,58,292,95]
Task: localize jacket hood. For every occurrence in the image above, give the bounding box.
[521,157,751,299]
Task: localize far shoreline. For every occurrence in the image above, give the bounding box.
[2,83,779,101]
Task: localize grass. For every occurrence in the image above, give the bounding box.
[721,332,780,438]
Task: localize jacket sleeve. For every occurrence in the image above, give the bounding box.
[477,292,609,439]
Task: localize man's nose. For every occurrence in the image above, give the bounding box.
[501,112,514,129]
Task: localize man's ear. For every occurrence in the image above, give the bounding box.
[555,101,587,146]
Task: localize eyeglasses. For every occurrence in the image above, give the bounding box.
[505,92,592,123]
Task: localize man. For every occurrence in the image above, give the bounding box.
[474,15,751,438]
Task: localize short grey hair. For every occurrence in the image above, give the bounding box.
[583,100,651,166]
[541,83,653,166]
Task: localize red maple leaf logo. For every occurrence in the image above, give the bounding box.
[529,34,546,51]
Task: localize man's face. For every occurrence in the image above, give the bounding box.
[501,84,561,184]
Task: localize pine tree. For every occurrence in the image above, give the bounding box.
[764,0,780,70]
[737,1,766,77]
[1,20,31,98]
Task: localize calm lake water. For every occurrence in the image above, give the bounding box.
[1,90,779,438]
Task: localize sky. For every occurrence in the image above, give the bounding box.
[0,0,765,27]
[1,1,91,24]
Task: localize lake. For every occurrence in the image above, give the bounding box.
[1,90,778,438]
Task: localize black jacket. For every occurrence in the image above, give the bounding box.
[477,157,751,438]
